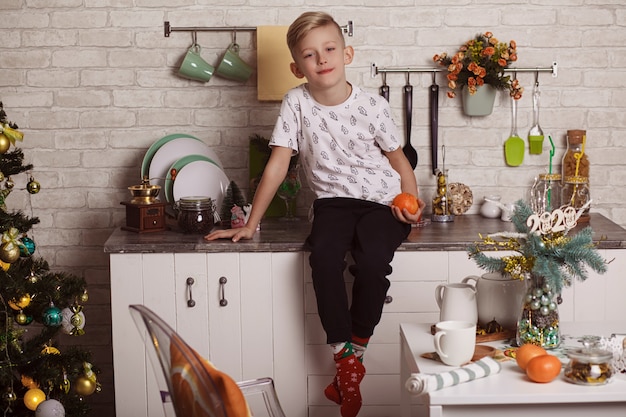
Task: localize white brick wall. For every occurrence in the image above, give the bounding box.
[2,1,626,416]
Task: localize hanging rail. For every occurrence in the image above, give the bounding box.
[371,61,558,78]
[164,21,354,37]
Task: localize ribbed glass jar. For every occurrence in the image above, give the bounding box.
[530,173,562,214]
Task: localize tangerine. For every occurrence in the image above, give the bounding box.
[526,354,562,383]
[392,193,419,215]
[515,343,547,371]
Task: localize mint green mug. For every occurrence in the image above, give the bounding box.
[215,43,253,83]
[178,44,214,82]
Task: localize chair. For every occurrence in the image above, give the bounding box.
[129,304,286,417]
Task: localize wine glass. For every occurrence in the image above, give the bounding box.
[276,164,301,221]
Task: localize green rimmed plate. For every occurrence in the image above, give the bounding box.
[164,154,226,205]
[141,133,201,179]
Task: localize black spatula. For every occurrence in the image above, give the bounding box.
[402,73,418,169]
[430,74,439,175]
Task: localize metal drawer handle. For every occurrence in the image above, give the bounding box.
[186,277,196,307]
[219,276,228,307]
[384,295,393,304]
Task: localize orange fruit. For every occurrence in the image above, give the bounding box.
[526,354,562,383]
[515,343,547,371]
[392,193,419,215]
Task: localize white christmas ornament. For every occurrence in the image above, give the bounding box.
[61,307,85,335]
[36,399,65,417]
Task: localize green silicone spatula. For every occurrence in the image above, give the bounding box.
[504,90,524,166]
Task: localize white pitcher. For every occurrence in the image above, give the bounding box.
[435,283,478,324]
[462,273,527,330]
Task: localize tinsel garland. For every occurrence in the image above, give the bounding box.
[467,200,608,294]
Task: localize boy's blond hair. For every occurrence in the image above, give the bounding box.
[286,12,344,58]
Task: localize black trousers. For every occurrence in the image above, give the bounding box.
[306,198,411,344]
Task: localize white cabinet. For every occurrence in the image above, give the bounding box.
[110,244,626,417]
[110,252,307,417]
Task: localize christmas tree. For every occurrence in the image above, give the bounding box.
[0,102,100,416]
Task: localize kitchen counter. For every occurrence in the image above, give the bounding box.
[104,213,626,254]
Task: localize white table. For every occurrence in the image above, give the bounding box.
[400,322,626,417]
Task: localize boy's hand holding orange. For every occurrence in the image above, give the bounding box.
[392,192,419,215]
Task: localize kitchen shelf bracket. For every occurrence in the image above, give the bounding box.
[371,61,558,78]
[164,21,354,37]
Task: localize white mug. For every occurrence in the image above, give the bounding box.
[433,321,476,366]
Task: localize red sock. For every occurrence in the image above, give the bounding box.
[351,334,370,363]
[324,342,366,417]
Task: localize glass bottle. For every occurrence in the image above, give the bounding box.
[530,173,562,213]
[561,130,589,179]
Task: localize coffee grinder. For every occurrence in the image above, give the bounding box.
[121,177,167,233]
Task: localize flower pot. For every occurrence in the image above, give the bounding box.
[461,84,497,116]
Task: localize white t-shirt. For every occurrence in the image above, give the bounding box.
[270,84,403,205]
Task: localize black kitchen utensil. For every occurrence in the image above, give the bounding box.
[403,73,418,169]
[430,73,439,175]
[380,72,390,102]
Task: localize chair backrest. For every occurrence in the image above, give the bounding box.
[130,304,228,417]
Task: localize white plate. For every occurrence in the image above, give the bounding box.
[168,158,230,211]
[148,138,223,193]
[165,154,215,202]
[141,133,201,178]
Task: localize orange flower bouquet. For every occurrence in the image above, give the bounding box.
[433,32,523,100]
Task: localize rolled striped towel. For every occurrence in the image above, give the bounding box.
[405,356,501,395]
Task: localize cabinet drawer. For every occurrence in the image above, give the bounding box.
[391,251,448,282]
[143,214,164,230]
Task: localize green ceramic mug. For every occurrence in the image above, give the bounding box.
[178,44,214,82]
[215,43,253,82]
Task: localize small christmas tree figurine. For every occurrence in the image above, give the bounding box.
[220,180,247,227]
[0,101,100,416]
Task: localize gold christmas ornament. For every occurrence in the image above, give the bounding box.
[27,270,40,283]
[75,376,96,396]
[0,134,10,154]
[15,311,29,325]
[79,290,89,303]
[61,371,71,394]
[27,176,40,194]
[23,388,45,411]
[41,344,61,355]
[0,241,20,263]
[8,293,31,310]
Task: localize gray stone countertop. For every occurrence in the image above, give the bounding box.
[104,213,626,254]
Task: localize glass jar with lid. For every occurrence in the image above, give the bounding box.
[530,173,562,214]
[564,336,614,386]
[176,196,216,234]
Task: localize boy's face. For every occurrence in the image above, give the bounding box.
[290,24,353,89]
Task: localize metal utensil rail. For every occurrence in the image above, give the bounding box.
[371,62,558,78]
[164,21,354,37]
